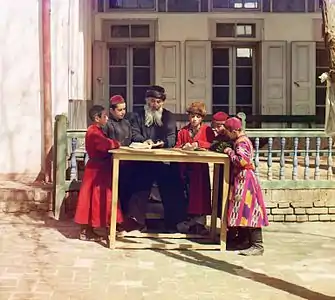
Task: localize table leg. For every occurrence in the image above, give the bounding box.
[109,158,120,249]
[220,161,230,251]
[210,164,220,240]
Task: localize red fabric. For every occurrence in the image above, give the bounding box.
[175,124,215,215]
[110,95,124,106]
[212,111,229,122]
[74,124,123,227]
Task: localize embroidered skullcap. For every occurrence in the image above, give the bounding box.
[186,101,207,117]
[212,111,229,122]
[145,85,166,101]
[110,95,125,106]
[224,117,242,131]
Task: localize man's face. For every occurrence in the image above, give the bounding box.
[189,114,202,127]
[95,110,108,126]
[110,103,126,120]
[146,97,163,111]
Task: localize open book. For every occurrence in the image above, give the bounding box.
[129,142,164,149]
[129,142,152,149]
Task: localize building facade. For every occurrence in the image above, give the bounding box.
[0,0,327,178]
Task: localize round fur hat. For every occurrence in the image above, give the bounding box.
[186,101,207,117]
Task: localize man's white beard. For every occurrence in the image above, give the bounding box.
[144,105,163,127]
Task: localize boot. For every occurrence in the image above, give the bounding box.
[79,225,103,242]
[226,227,250,250]
[238,228,264,256]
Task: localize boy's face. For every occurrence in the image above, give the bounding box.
[110,103,126,120]
[212,121,226,134]
[94,110,108,126]
[189,114,202,127]
[225,129,238,141]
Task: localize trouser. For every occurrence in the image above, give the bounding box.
[127,162,188,228]
[118,161,135,214]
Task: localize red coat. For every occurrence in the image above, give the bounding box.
[175,124,215,215]
[74,124,123,228]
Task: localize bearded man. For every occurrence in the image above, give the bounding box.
[125,85,187,232]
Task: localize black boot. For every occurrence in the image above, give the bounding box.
[227,227,250,250]
[238,228,264,256]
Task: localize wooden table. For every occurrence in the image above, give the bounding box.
[109,147,230,251]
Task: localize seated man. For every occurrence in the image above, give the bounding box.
[126,85,187,232]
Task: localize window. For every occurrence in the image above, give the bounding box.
[110,24,150,38]
[158,0,208,12]
[103,21,155,43]
[109,46,154,111]
[262,0,317,12]
[102,0,155,10]
[212,0,260,10]
[316,46,328,124]
[216,23,256,38]
[212,46,255,115]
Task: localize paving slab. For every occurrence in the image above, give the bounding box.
[0,213,334,300]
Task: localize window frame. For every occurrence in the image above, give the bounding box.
[211,0,261,12]
[107,44,155,112]
[209,19,263,42]
[100,0,157,12]
[103,20,156,43]
[315,43,327,125]
[211,43,258,115]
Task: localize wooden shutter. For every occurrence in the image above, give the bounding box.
[92,41,108,107]
[155,41,181,113]
[291,42,316,115]
[185,41,212,113]
[261,41,287,128]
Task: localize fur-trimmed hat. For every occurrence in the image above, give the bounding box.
[186,101,207,117]
[145,85,166,101]
[224,117,242,131]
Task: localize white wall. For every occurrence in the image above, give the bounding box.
[0,0,42,177]
[0,0,91,177]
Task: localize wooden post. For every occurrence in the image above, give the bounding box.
[53,114,68,220]
[321,0,335,135]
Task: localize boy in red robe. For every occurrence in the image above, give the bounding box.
[74,105,124,242]
[175,102,215,235]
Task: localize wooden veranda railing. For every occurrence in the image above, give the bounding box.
[53,114,335,219]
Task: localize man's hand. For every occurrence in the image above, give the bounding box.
[152,140,164,148]
[144,139,154,145]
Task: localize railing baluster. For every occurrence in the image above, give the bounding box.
[314,137,321,180]
[84,152,89,165]
[70,138,78,181]
[327,137,333,180]
[304,137,310,180]
[279,137,285,180]
[267,137,273,180]
[292,137,298,180]
[254,137,260,179]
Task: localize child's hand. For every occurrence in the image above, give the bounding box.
[183,142,196,150]
[223,147,232,154]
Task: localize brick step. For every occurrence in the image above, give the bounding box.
[0,181,52,213]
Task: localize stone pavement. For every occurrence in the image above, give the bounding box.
[0,213,334,300]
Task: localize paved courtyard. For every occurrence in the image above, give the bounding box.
[0,213,334,300]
